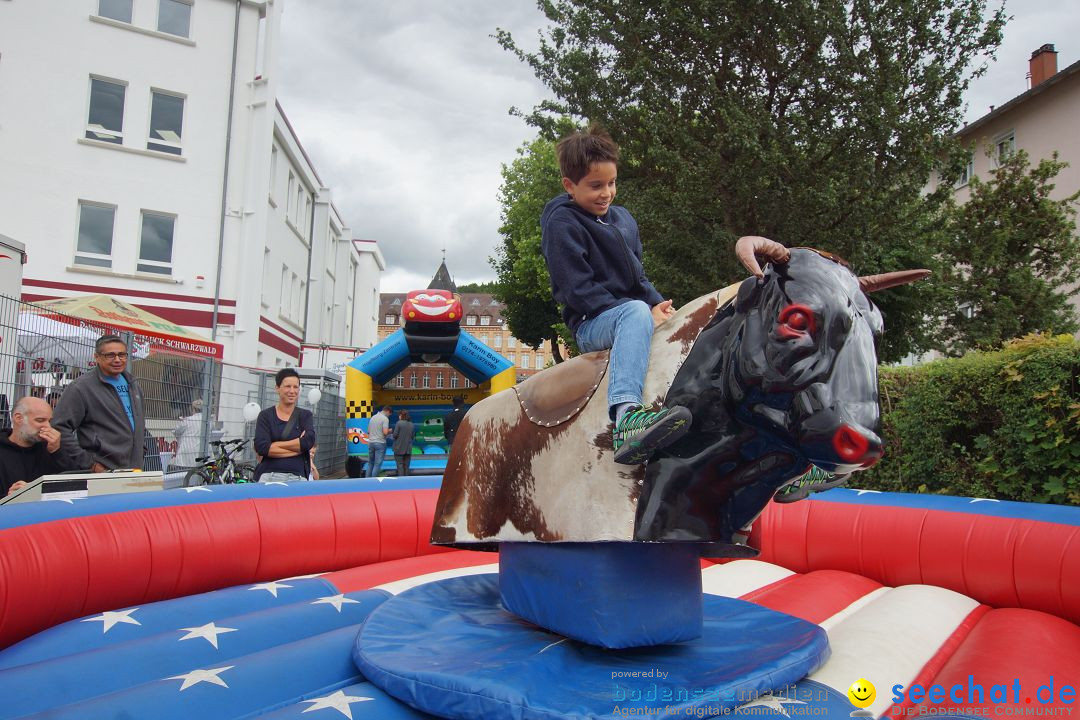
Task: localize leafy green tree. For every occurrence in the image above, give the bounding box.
[497,0,1006,361]
[935,150,1080,352]
[492,132,571,361]
[456,281,501,294]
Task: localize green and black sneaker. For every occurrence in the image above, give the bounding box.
[773,466,850,503]
[612,405,692,465]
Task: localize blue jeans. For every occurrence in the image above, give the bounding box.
[575,300,653,418]
[367,443,387,477]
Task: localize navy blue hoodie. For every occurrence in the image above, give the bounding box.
[540,194,663,335]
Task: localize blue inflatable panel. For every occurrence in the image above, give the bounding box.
[499,542,703,648]
[0,577,348,670]
[353,574,829,720]
[254,680,433,719]
[0,590,388,717]
[16,624,365,720]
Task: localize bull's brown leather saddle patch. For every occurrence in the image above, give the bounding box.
[512,350,609,427]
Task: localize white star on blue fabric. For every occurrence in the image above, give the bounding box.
[81,608,141,632]
[301,689,374,718]
[740,693,807,717]
[263,481,289,486]
[178,622,237,649]
[312,594,361,612]
[166,666,234,691]
[181,486,213,493]
[969,498,1000,503]
[853,489,882,496]
[248,581,293,597]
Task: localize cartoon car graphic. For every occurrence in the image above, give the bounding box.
[402,290,462,323]
[347,428,368,445]
[415,416,445,444]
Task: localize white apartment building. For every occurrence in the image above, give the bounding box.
[0,0,383,367]
[926,44,1080,325]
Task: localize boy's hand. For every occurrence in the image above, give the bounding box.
[652,300,676,327]
[735,236,790,278]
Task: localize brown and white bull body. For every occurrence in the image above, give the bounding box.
[430,249,926,550]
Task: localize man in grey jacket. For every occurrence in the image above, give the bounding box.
[52,335,146,472]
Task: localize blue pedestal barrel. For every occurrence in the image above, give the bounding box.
[500,542,703,648]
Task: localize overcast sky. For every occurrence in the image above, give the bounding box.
[276,1,1080,294]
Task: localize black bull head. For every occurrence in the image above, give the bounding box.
[634,248,929,543]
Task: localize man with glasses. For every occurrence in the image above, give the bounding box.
[53,335,146,472]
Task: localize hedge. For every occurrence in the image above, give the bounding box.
[859,334,1080,505]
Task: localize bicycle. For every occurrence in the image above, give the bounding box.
[183,438,256,486]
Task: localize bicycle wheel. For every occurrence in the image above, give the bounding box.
[183,468,214,487]
[234,463,256,483]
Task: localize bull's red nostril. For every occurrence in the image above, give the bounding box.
[832,425,870,462]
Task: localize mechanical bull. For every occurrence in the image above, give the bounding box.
[431,248,928,553]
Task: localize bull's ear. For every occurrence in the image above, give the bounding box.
[735,275,764,312]
[858,269,930,293]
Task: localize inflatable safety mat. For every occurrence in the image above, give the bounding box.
[353,573,829,720]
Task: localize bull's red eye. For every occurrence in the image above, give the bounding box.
[777,304,816,339]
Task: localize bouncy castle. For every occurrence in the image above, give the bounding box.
[344,287,514,476]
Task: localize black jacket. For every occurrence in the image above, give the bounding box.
[443,407,465,443]
[0,429,62,495]
[540,194,663,334]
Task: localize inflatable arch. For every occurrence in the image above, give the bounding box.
[345,290,515,476]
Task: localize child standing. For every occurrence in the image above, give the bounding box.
[540,125,787,464]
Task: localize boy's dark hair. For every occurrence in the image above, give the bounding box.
[275,367,300,387]
[556,125,619,183]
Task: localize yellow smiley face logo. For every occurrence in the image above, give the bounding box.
[847,679,876,708]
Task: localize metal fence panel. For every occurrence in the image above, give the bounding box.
[0,294,345,479]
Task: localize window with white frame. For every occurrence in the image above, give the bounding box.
[520,354,529,369]
[480,315,491,326]
[261,247,272,308]
[507,352,515,364]
[450,374,459,389]
[75,201,116,269]
[409,374,417,389]
[480,333,488,345]
[98,0,133,23]
[436,372,444,389]
[147,90,184,155]
[466,315,477,325]
[86,77,126,144]
[508,336,516,348]
[280,265,288,315]
[494,334,502,347]
[269,146,278,199]
[157,0,192,38]
[385,314,396,325]
[293,276,302,321]
[422,374,430,389]
[955,152,974,188]
[135,213,174,274]
[287,172,295,220]
[993,131,1015,168]
[137,210,175,274]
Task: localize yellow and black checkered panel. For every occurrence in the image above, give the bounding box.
[347,399,373,419]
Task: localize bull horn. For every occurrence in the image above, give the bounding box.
[858,269,931,293]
